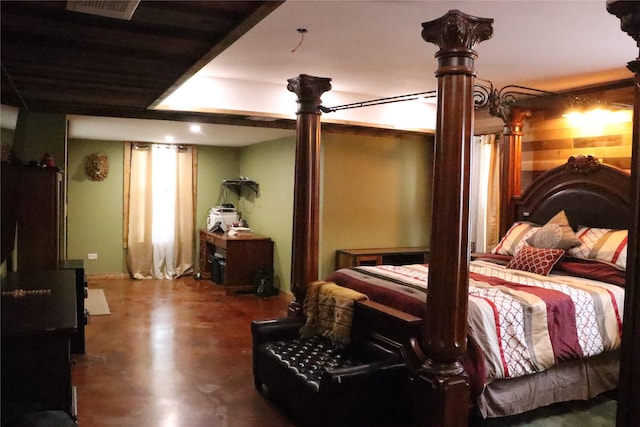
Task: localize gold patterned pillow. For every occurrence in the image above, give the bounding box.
[528,211,580,250]
[530,223,563,248]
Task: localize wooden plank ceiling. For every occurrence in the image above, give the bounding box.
[0,1,282,119]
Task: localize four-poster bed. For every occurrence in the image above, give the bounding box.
[257,6,639,427]
[326,155,630,419]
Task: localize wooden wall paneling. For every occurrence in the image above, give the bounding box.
[520,110,633,190]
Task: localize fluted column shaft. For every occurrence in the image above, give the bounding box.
[415,10,492,427]
[286,74,332,316]
[499,107,531,237]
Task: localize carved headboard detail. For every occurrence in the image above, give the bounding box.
[515,155,631,230]
[563,154,601,174]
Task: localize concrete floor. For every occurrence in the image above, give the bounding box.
[72,276,297,427]
[71,275,617,427]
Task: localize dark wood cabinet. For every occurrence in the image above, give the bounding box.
[335,247,430,270]
[1,270,77,418]
[1,164,64,270]
[199,229,273,293]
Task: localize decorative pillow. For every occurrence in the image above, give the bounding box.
[492,222,539,256]
[507,245,566,276]
[567,227,628,270]
[546,210,581,248]
[528,210,580,250]
[530,223,563,249]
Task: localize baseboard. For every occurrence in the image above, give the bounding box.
[87,273,130,280]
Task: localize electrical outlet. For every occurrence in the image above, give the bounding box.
[88,253,98,260]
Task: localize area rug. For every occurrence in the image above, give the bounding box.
[86,288,110,315]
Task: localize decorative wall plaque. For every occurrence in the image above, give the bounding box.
[85,153,110,181]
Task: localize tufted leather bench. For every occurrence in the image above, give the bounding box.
[251,303,412,427]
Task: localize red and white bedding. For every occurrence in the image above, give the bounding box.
[327,258,624,381]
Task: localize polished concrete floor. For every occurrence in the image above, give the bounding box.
[72,276,616,427]
[72,276,297,427]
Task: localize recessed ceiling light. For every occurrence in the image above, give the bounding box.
[165,135,174,142]
[190,124,201,133]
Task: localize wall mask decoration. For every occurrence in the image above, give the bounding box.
[85,153,110,181]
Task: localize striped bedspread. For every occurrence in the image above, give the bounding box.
[329,260,624,380]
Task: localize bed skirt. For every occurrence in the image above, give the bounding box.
[476,350,619,418]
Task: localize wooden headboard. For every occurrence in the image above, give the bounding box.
[515,155,631,230]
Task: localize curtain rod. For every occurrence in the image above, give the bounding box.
[319,90,437,113]
[319,79,631,115]
[134,143,189,151]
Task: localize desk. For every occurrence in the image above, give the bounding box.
[335,247,430,270]
[199,229,274,293]
[1,270,77,418]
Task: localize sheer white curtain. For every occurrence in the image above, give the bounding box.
[469,134,501,253]
[151,145,178,278]
[126,143,194,279]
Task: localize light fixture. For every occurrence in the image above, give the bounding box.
[563,107,632,126]
[164,135,174,143]
[190,124,201,133]
[66,0,140,20]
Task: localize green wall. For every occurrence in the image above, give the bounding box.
[195,145,241,265]
[1,128,14,148]
[67,140,125,274]
[12,112,66,171]
[67,141,243,275]
[239,136,296,292]
[31,123,434,295]
[237,131,434,291]
[319,131,434,279]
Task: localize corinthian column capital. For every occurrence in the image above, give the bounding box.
[422,10,493,63]
[287,74,332,114]
[607,0,640,74]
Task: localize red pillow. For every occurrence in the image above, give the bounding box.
[507,245,566,276]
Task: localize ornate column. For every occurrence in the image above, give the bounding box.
[416,10,493,427]
[606,3,640,427]
[493,106,531,237]
[286,74,332,317]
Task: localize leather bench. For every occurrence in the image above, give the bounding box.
[251,304,412,427]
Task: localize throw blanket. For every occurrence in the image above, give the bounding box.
[300,280,368,346]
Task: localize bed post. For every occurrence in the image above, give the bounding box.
[496,108,530,236]
[286,74,332,317]
[486,84,531,237]
[607,3,640,426]
[416,10,492,427]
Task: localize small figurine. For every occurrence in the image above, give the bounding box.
[40,152,56,168]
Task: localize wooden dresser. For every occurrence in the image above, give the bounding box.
[199,229,274,293]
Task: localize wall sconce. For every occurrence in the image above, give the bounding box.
[562,104,632,126]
